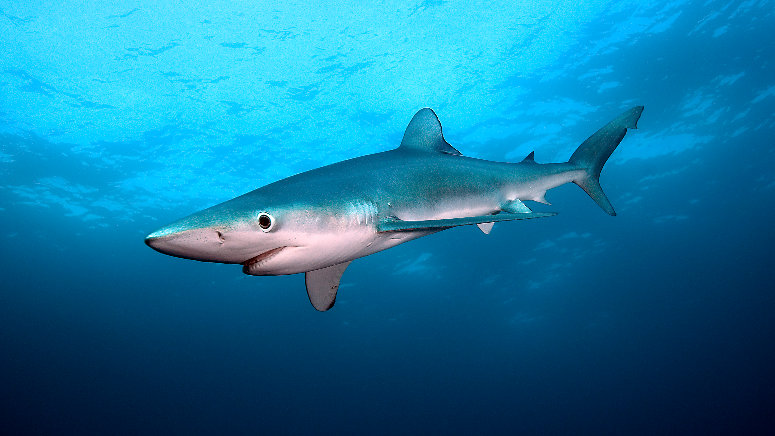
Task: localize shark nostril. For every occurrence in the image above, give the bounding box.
[216,230,225,243]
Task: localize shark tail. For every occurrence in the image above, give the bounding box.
[568,106,643,216]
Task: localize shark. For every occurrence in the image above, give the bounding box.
[146,106,644,311]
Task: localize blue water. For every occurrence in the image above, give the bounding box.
[2,1,774,434]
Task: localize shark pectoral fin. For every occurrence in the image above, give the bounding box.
[477,222,494,234]
[501,199,532,214]
[377,212,557,232]
[305,261,352,312]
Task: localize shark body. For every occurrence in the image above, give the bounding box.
[146,106,644,310]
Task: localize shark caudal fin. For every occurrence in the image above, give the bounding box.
[568,106,643,216]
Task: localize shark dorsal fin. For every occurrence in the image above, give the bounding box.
[398,108,461,155]
[522,151,535,162]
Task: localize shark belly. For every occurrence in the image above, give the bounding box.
[242,226,439,275]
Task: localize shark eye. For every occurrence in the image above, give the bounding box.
[257,213,274,232]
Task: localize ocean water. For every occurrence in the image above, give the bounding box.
[1,1,774,434]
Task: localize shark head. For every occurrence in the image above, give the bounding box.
[144,191,382,276]
[145,195,297,272]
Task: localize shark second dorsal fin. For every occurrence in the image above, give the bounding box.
[305,261,351,311]
[398,108,462,155]
[522,151,535,162]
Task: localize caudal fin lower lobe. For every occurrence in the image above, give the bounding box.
[569,106,644,216]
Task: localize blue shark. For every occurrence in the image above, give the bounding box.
[146,106,644,311]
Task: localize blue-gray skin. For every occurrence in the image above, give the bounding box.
[146,106,644,311]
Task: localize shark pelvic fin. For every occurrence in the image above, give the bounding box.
[305,261,351,311]
[569,106,644,216]
[501,199,532,213]
[398,108,462,155]
[377,212,556,232]
[477,222,494,234]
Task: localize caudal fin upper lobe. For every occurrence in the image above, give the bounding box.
[569,106,644,216]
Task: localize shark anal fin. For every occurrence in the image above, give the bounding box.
[533,193,551,205]
[398,108,462,156]
[377,212,556,232]
[477,222,494,234]
[305,261,351,312]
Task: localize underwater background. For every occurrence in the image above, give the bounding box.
[1,1,773,434]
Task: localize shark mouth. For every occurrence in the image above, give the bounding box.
[242,246,286,275]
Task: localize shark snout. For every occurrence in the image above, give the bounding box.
[145,221,280,265]
[144,226,237,263]
[144,231,192,252]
